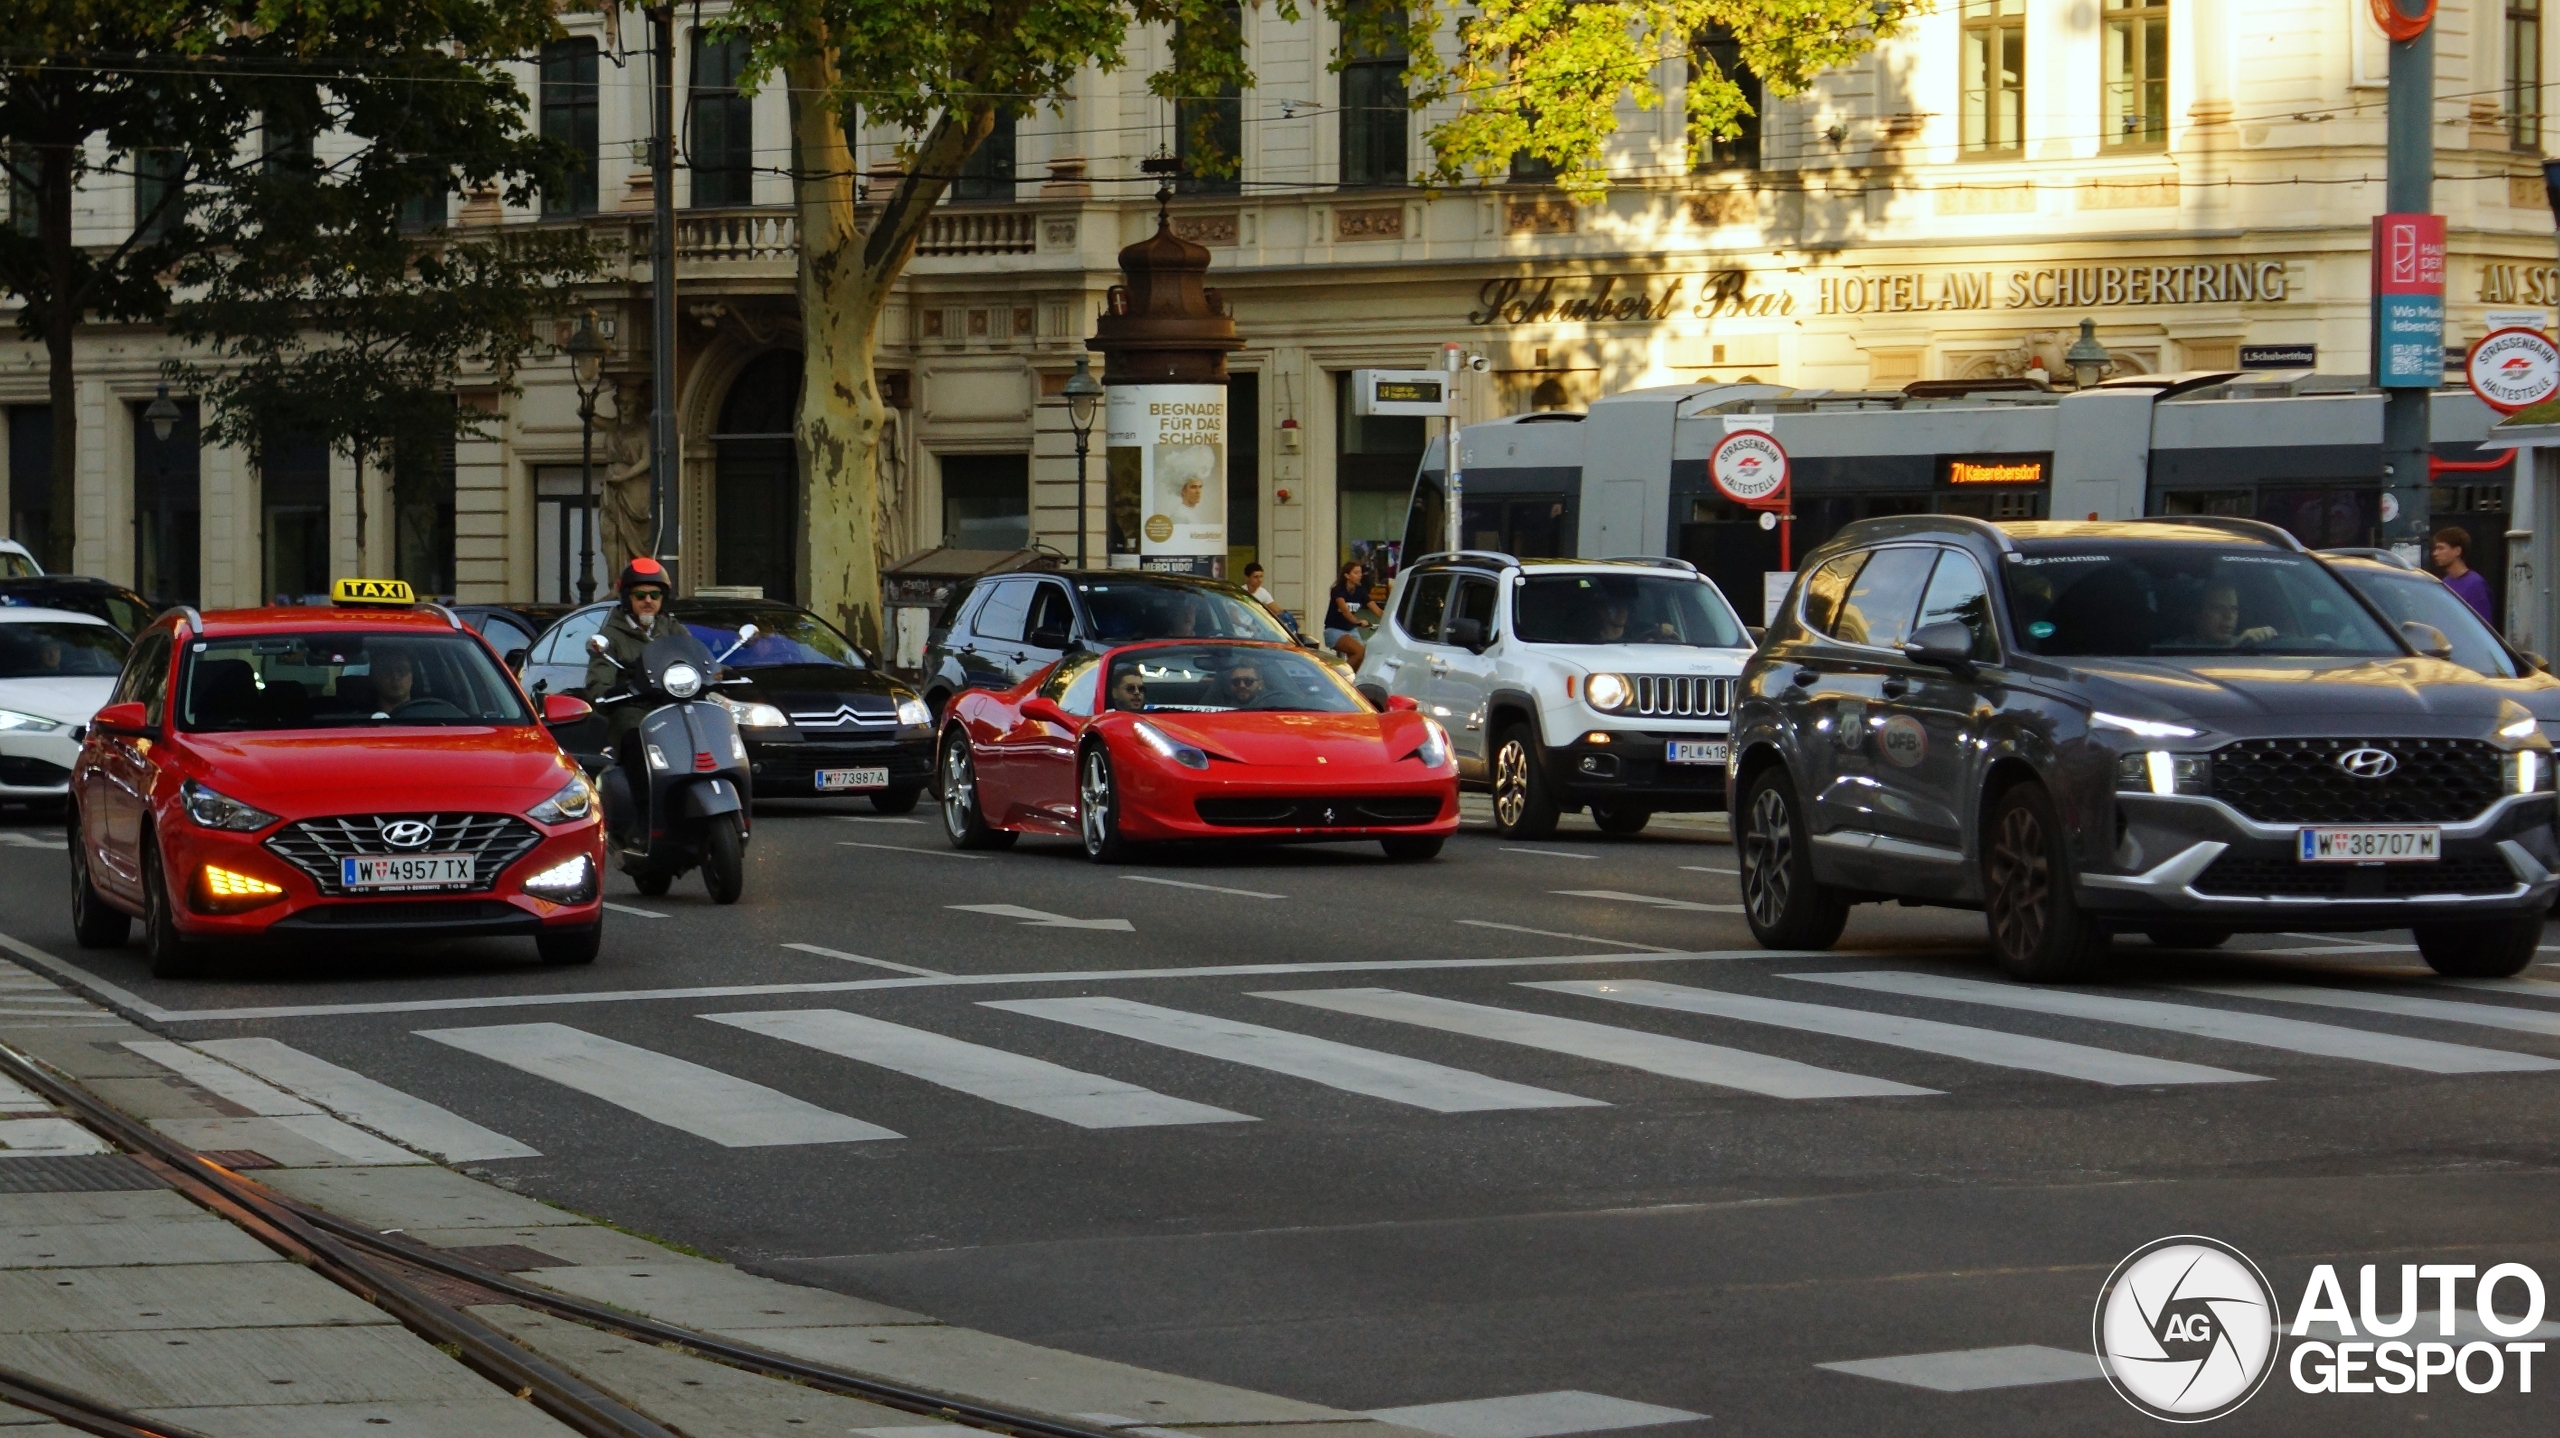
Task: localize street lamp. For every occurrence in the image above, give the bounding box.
[566,311,609,603]
[1062,355,1103,567]
[2065,318,2112,391]
[143,385,182,443]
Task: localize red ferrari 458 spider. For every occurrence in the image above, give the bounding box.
[937,640,1459,861]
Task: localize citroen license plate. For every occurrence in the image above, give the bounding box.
[816,766,889,792]
[1665,741,1730,765]
[340,854,473,889]
[2298,827,2440,863]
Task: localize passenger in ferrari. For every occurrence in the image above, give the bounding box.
[1111,668,1149,711]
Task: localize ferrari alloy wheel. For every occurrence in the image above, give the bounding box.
[1737,768,1847,951]
[67,804,130,950]
[142,836,206,980]
[1079,745,1133,863]
[1983,783,2110,981]
[941,733,1013,851]
[1490,725,1558,839]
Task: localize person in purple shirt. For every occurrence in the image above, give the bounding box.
[2430,526,2497,627]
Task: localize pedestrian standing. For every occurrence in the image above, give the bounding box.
[2431,527,2496,627]
[1325,559,1370,668]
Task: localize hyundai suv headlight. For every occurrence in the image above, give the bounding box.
[527,773,598,824]
[1585,673,1632,712]
[2506,750,2554,794]
[181,779,281,832]
[716,693,789,728]
[2114,751,2211,796]
[895,695,931,727]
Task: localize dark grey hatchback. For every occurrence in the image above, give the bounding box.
[1729,515,2560,980]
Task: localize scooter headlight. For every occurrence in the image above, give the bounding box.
[527,773,598,825]
[662,662,703,699]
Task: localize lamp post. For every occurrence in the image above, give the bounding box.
[1062,356,1103,567]
[2065,318,2112,391]
[143,385,182,443]
[566,312,609,603]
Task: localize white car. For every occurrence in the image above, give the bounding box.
[1355,554,1755,837]
[0,538,40,578]
[0,608,127,808]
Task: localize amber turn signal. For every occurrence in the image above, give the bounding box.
[197,864,286,912]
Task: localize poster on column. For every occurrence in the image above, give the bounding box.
[1104,384,1226,577]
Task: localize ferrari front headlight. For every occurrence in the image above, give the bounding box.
[1131,719,1210,771]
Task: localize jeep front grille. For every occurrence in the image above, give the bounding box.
[2208,737,2506,825]
[1628,675,1733,719]
[264,813,542,896]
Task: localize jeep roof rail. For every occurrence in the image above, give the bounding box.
[1596,556,1701,572]
[1407,549,1521,569]
[2124,514,2306,551]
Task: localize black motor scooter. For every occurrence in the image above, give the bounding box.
[586,624,757,903]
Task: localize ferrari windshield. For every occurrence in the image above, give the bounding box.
[2004,542,2401,659]
[1076,581,1290,643]
[179,631,533,731]
[1512,573,1748,647]
[0,621,127,678]
[1105,645,1365,714]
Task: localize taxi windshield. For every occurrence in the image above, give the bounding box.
[1104,645,1365,714]
[179,631,533,731]
[2003,543,2401,659]
[0,622,127,678]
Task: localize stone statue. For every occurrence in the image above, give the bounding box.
[602,379,654,569]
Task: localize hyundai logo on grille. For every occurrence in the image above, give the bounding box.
[378,819,436,849]
[2336,747,2400,780]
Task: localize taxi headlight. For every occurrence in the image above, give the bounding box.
[521,854,595,899]
[0,708,61,732]
[662,662,703,699]
[181,779,281,832]
[716,693,789,728]
[895,695,932,727]
[527,774,598,825]
[1585,673,1632,712]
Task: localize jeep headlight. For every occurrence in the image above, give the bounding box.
[527,773,598,824]
[1585,673,1632,712]
[2114,751,2211,796]
[181,779,281,832]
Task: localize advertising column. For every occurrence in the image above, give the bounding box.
[1090,199,1245,579]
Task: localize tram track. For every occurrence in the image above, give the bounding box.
[0,1040,1129,1438]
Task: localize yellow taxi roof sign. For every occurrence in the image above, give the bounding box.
[332,578,416,606]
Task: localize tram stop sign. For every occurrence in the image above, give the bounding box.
[1710,428,1790,507]
[2466,327,2560,414]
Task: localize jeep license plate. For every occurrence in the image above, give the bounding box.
[816,766,890,792]
[341,854,473,890]
[2298,827,2440,863]
[1665,741,1730,765]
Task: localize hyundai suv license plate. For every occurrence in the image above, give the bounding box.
[816,767,889,792]
[1665,741,1730,765]
[2298,827,2440,863]
[341,854,473,889]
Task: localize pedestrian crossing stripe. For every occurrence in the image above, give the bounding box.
[417,1022,900,1146]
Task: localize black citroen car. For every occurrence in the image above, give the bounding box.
[1730,515,2560,981]
[520,597,935,812]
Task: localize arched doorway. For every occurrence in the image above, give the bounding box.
[712,350,803,602]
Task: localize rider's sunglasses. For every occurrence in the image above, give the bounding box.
[630,589,666,603]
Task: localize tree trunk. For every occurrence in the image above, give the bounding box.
[40,141,78,574]
[788,52,987,654]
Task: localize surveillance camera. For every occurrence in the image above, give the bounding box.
[1468,354,1488,372]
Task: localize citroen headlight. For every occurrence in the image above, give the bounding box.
[527,773,598,825]
[0,709,61,732]
[661,662,703,699]
[2506,750,2554,794]
[2114,751,2211,796]
[715,693,789,728]
[180,779,280,832]
[1411,719,1451,768]
[895,695,932,727]
[1585,673,1632,712]
[1131,719,1210,771]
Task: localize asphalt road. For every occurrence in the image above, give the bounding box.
[4,796,2557,1436]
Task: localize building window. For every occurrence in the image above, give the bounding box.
[4,148,31,237]
[1960,0,2025,156]
[1689,24,1761,171]
[393,427,456,598]
[1177,4,1245,196]
[133,397,202,607]
[951,108,1017,202]
[8,407,50,552]
[261,110,315,176]
[2103,0,2169,149]
[688,32,755,208]
[941,454,1030,549]
[1339,9,1409,187]
[261,437,330,603]
[542,37,601,215]
[2514,0,2545,151]
[133,150,184,241]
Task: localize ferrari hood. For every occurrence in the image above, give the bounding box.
[177,727,574,810]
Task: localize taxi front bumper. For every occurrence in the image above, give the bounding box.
[163,815,605,939]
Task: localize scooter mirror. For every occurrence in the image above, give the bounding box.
[586,633,610,657]
[735,623,759,644]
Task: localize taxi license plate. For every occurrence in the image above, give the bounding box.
[816,767,890,792]
[1665,741,1730,765]
[340,854,473,890]
[2298,827,2440,863]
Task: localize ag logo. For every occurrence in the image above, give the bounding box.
[1145,514,1175,542]
[378,819,435,850]
[2095,1235,2280,1422]
[1877,714,1927,768]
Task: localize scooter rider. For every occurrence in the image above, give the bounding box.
[586,557,677,748]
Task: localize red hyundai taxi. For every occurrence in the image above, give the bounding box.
[938,639,1459,860]
[66,580,607,977]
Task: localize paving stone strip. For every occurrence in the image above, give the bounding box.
[0,955,1438,1438]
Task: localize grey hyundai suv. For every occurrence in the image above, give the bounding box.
[1729,515,2560,980]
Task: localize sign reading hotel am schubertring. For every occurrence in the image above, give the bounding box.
[1106,385,1226,576]
[1710,429,1789,506]
[2466,326,2560,413]
[2374,213,2448,388]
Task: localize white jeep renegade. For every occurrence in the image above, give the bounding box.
[1354,553,1756,837]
